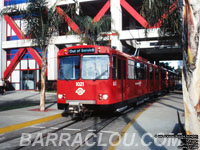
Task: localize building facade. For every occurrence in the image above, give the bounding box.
[0,0,179,90]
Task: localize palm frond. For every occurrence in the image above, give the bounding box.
[71,14,111,45]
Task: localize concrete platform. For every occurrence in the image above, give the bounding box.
[0,91,63,133]
[0,90,185,150]
[109,90,185,150]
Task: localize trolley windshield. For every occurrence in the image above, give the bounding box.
[58,56,80,80]
[82,55,110,80]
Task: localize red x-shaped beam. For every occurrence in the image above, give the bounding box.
[59,0,178,30]
[60,0,178,29]
[64,0,178,30]
[56,0,110,34]
[56,7,81,34]
[92,0,110,22]
[4,15,42,80]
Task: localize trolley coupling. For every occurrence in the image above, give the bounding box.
[68,102,86,114]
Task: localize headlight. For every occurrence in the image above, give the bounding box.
[58,94,63,99]
[102,94,108,100]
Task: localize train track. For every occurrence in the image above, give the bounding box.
[0,105,136,150]
[34,107,134,150]
[72,116,120,150]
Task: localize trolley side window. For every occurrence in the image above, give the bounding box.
[155,68,159,80]
[143,64,147,79]
[135,62,146,80]
[58,56,80,80]
[161,70,166,80]
[82,55,110,80]
[117,59,122,79]
[112,55,117,80]
[135,62,140,79]
[128,60,135,79]
[123,60,126,79]
[150,66,153,80]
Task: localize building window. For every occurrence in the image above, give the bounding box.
[6,15,27,41]
[7,49,17,61]
[7,48,42,61]
[4,0,28,6]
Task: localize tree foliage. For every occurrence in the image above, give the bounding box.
[63,4,111,45]
[140,0,182,40]
[25,0,61,50]
[76,15,111,45]
[159,62,175,71]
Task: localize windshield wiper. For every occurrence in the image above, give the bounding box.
[93,72,99,81]
[92,71,107,81]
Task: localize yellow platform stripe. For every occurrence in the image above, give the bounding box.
[0,113,62,134]
[108,103,154,150]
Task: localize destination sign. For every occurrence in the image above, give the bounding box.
[68,48,95,54]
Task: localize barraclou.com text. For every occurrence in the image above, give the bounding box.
[20,132,183,147]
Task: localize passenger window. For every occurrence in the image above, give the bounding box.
[155,68,159,80]
[135,62,146,80]
[150,66,153,80]
[161,70,165,80]
[123,60,126,79]
[140,63,145,79]
[112,55,117,80]
[143,64,147,79]
[117,59,121,79]
[135,62,141,79]
[128,60,135,79]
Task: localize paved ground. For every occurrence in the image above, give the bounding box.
[0,90,185,150]
[0,91,57,112]
[114,91,185,150]
[0,91,63,128]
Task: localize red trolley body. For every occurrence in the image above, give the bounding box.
[57,45,166,112]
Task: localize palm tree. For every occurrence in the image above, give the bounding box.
[1,0,63,111]
[24,0,61,111]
